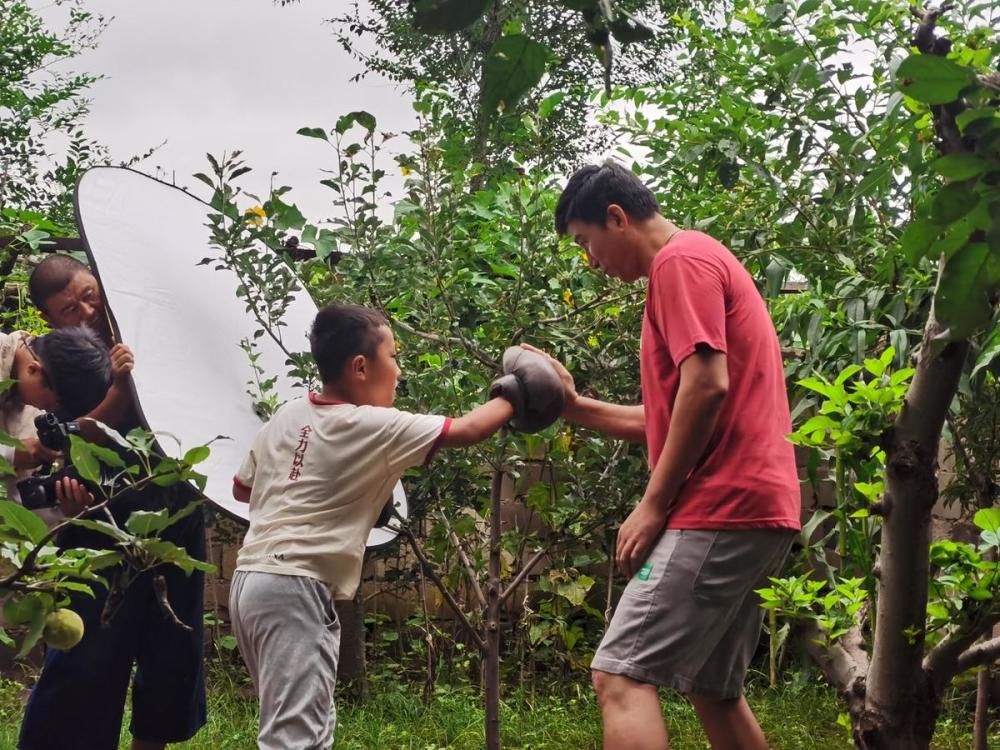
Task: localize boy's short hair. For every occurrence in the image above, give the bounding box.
[310,304,388,383]
[555,160,660,236]
[32,326,112,419]
[28,254,91,313]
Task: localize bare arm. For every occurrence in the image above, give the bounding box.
[616,346,729,577]
[77,344,135,441]
[641,347,728,514]
[520,344,645,443]
[232,482,252,503]
[441,398,514,448]
[564,398,645,443]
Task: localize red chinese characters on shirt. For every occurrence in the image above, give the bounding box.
[288,425,312,481]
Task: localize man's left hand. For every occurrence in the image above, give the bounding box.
[616,500,670,579]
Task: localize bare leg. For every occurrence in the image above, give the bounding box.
[131,739,166,750]
[688,693,768,750]
[592,669,669,750]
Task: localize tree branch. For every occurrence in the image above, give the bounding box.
[956,635,1000,675]
[805,622,869,717]
[499,546,547,606]
[399,522,485,650]
[923,613,1000,693]
[437,510,487,609]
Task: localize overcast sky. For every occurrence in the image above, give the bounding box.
[44,0,415,221]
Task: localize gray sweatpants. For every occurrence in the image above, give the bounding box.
[229,570,341,750]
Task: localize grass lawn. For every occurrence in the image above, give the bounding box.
[0,663,993,749]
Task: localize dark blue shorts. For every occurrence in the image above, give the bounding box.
[19,508,207,750]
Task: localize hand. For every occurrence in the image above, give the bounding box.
[55,476,95,517]
[616,500,669,579]
[519,344,578,412]
[13,437,61,471]
[110,344,134,384]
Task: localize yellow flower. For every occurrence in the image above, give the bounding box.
[244,205,266,227]
[579,250,590,266]
[400,165,413,176]
[562,288,574,306]
[587,335,599,348]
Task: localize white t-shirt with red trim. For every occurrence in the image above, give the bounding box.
[234,392,451,599]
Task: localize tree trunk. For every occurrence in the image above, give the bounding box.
[859,323,969,749]
[973,660,990,750]
[335,588,369,699]
[484,466,504,750]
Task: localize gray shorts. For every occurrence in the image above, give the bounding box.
[591,528,795,699]
[229,570,341,750]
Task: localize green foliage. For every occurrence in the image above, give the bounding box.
[413,0,493,33]
[3,666,981,749]
[0,426,215,653]
[0,0,107,227]
[328,0,681,167]
[481,35,551,115]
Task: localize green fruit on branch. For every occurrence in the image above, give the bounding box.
[42,609,84,650]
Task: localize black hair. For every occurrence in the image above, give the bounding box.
[28,254,91,313]
[309,304,389,383]
[32,326,112,419]
[554,160,660,236]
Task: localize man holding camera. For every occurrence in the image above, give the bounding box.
[18,255,207,750]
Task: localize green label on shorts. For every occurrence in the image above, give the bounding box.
[637,562,653,581]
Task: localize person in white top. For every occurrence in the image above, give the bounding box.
[229,303,563,750]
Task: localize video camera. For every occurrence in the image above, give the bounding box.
[17,412,85,511]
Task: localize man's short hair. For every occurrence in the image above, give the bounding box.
[28,255,91,313]
[33,326,112,419]
[310,304,388,383]
[555,160,660,236]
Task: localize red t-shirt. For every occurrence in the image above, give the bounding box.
[641,231,800,530]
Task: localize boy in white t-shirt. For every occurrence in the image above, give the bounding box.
[230,303,560,750]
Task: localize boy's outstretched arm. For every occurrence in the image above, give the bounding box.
[441,398,514,448]
[520,344,645,443]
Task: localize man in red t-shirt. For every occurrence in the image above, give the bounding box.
[530,162,800,750]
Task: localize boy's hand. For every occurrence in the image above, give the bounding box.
[110,344,134,385]
[55,476,96,517]
[519,344,578,410]
[14,437,61,470]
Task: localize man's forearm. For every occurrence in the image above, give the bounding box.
[642,380,726,513]
[564,397,645,443]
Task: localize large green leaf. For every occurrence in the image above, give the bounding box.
[971,322,1000,379]
[68,436,101,484]
[897,54,976,105]
[974,507,1000,547]
[335,110,376,135]
[413,0,491,33]
[931,183,977,225]
[901,218,940,265]
[482,35,550,116]
[138,540,215,575]
[126,501,201,537]
[933,243,1000,342]
[931,153,988,181]
[0,500,47,544]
